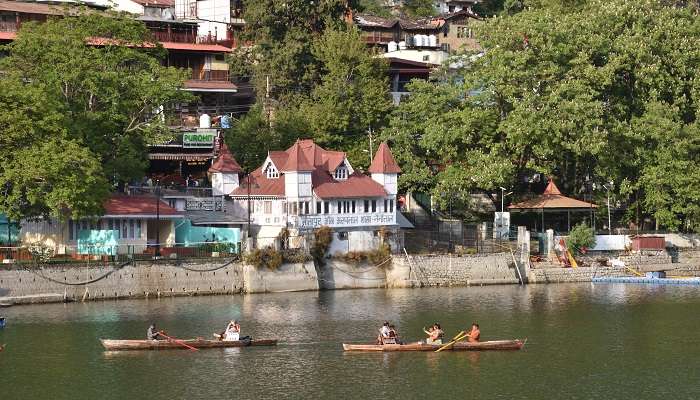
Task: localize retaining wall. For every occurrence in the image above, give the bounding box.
[527,266,628,283]
[389,253,519,287]
[318,259,388,290]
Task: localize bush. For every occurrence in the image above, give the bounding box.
[567,223,596,254]
[335,243,392,268]
[311,226,333,264]
[244,247,283,270]
[281,248,311,264]
[198,242,237,254]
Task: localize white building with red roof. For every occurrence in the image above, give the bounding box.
[230,139,402,252]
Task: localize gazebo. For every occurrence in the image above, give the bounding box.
[508,180,597,234]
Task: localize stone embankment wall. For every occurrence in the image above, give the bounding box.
[0,259,318,304]
[388,253,520,287]
[527,266,628,284]
[318,259,388,290]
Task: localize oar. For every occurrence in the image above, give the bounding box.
[158,332,198,351]
[435,331,468,353]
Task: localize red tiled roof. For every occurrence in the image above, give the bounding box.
[131,0,174,7]
[509,180,597,210]
[313,171,387,199]
[161,41,232,52]
[369,142,401,174]
[282,141,314,171]
[209,143,242,173]
[104,195,182,216]
[230,139,388,199]
[0,1,64,15]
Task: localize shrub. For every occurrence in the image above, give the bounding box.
[311,226,333,264]
[244,247,283,270]
[567,223,596,254]
[335,243,392,268]
[281,248,311,264]
[368,243,391,266]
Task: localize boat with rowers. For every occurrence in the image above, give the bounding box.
[343,339,525,352]
[101,338,278,351]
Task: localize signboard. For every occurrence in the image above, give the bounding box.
[183,129,216,148]
[292,213,396,230]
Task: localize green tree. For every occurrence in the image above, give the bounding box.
[383,0,700,230]
[301,27,391,169]
[0,13,190,220]
[567,223,596,254]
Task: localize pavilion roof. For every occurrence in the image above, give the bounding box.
[508,180,597,211]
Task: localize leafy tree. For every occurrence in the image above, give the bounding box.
[383,0,700,230]
[301,27,392,169]
[235,0,358,101]
[0,13,190,220]
[402,0,437,17]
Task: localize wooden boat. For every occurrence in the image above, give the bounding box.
[100,338,277,351]
[342,339,525,352]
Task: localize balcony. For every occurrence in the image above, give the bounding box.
[0,21,18,32]
[150,30,221,45]
[191,68,229,82]
[363,32,397,44]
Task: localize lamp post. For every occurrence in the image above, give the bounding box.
[155,181,161,257]
[603,182,613,235]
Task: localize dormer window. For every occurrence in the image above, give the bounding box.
[266,165,279,179]
[334,166,348,180]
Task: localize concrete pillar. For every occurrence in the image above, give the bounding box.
[546,229,555,260]
[481,222,488,241]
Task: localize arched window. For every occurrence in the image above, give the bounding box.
[334,166,348,180]
[266,165,279,179]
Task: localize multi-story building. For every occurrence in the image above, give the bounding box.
[229,139,402,253]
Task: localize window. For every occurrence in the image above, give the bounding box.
[384,199,388,212]
[364,200,370,213]
[334,166,348,180]
[264,201,272,214]
[389,199,394,213]
[337,232,348,240]
[290,202,298,215]
[423,55,430,62]
[371,200,377,213]
[129,220,135,238]
[122,219,128,239]
[68,220,75,241]
[337,201,342,214]
[300,201,309,215]
[324,201,329,214]
[266,164,279,179]
[352,201,356,213]
[316,201,322,214]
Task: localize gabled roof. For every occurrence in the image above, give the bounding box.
[208,143,242,173]
[369,142,401,174]
[282,141,314,172]
[103,195,182,217]
[509,180,597,210]
[0,0,65,15]
[131,0,174,7]
[230,139,389,199]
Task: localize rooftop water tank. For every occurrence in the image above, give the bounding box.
[387,41,398,52]
[199,113,211,128]
[414,34,424,47]
[398,40,407,50]
[428,34,437,47]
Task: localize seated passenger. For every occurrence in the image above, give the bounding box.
[222,320,241,342]
[424,323,443,345]
[377,321,392,344]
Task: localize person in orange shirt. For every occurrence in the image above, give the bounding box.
[459,322,480,343]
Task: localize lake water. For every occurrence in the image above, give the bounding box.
[1,284,699,399]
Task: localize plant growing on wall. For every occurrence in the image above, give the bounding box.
[567,223,596,254]
[244,247,283,271]
[311,226,333,265]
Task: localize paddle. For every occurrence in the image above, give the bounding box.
[158,332,198,351]
[435,331,469,353]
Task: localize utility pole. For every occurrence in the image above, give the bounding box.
[155,181,161,257]
[603,182,613,235]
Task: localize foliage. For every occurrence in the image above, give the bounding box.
[311,226,333,264]
[382,0,700,231]
[245,247,284,270]
[567,223,596,254]
[281,248,312,263]
[198,242,238,254]
[300,27,392,169]
[402,0,437,17]
[358,0,393,17]
[336,243,391,267]
[0,13,189,220]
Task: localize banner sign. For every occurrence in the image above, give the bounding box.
[183,129,216,148]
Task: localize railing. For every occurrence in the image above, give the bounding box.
[0,242,241,265]
[363,32,397,44]
[0,21,18,32]
[191,69,229,82]
[149,30,222,45]
[128,185,214,199]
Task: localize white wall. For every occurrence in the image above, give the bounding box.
[211,172,239,196]
[112,0,144,14]
[371,173,398,196]
[382,49,449,65]
[196,0,230,39]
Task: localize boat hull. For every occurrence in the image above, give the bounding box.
[101,338,277,351]
[342,339,525,352]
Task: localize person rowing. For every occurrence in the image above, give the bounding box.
[147,323,163,341]
[424,323,444,345]
[388,324,402,345]
[458,322,481,343]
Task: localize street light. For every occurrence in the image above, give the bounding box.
[499,187,513,213]
[602,181,613,235]
[155,180,161,257]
